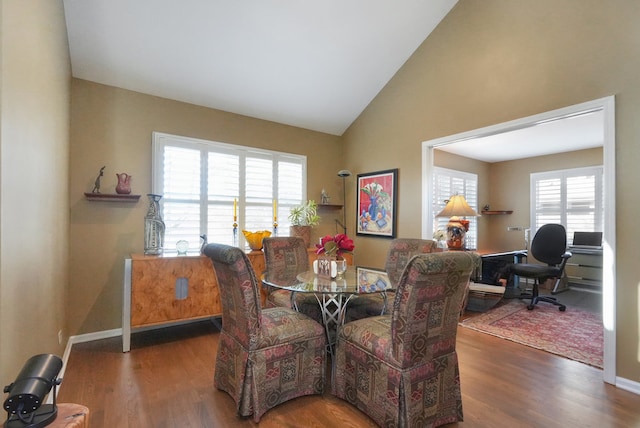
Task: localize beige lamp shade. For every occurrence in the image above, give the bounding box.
[436,194,479,218]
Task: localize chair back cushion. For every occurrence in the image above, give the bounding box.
[391,251,477,366]
[384,238,438,285]
[204,243,261,348]
[263,237,310,272]
[530,223,567,265]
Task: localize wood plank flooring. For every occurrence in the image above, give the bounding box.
[57,319,640,428]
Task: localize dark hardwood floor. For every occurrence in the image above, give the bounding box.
[57,317,639,428]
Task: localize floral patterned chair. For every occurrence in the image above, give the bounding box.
[204,243,326,423]
[332,251,479,428]
[262,236,322,323]
[345,238,439,322]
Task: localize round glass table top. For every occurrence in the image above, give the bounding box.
[262,266,392,295]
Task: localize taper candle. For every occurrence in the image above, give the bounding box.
[273,200,277,221]
[233,198,237,220]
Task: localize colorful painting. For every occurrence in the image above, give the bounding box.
[356,169,398,238]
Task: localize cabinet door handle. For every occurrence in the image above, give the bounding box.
[175,277,189,300]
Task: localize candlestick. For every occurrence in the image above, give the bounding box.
[233,221,238,246]
[233,198,237,220]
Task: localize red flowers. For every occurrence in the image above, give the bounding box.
[315,233,355,258]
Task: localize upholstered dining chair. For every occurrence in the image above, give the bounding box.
[345,238,439,322]
[332,251,479,428]
[262,236,322,322]
[204,243,326,423]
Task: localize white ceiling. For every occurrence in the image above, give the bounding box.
[435,109,604,163]
[63,0,458,136]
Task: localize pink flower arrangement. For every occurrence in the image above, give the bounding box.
[315,234,355,258]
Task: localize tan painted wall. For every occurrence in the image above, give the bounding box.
[68,79,343,334]
[0,0,70,387]
[343,0,640,381]
[487,148,603,252]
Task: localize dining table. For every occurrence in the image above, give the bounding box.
[262,266,392,355]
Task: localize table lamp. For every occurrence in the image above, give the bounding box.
[436,194,479,250]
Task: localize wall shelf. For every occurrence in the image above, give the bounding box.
[317,203,343,209]
[84,192,141,202]
[481,210,513,215]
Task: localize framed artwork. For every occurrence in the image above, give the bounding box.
[356,267,392,293]
[356,169,398,238]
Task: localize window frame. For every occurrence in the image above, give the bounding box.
[530,165,603,244]
[151,132,307,252]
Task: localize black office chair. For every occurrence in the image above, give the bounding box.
[509,224,572,311]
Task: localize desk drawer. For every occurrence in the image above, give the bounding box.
[570,252,602,267]
[565,264,602,281]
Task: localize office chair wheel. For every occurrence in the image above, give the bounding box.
[527,304,535,310]
[559,305,566,312]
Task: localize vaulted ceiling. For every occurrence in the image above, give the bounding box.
[63,0,458,136]
[63,1,602,159]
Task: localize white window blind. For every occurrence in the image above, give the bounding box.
[531,166,603,244]
[152,132,306,252]
[432,167,478,249]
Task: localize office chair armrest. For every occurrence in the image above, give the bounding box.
[562,251,572,259]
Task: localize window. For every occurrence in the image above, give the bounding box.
[432,167,479,249]
[152,132,306,252]
[531,166,603,244]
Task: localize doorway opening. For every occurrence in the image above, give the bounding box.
[421,96,616,384]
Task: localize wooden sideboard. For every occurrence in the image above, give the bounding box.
[122,248,354,352]
[122,254,222,352]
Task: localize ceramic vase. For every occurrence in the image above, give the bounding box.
[144,194,165,255]
[115,173,132,194]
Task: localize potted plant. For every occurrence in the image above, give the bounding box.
[288,200,321,247]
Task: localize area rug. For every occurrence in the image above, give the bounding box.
[460,300,603,368]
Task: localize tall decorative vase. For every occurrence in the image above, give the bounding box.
[144,194,165,255]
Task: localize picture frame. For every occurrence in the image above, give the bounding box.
[356,266,392,293]
[356,169,398,238]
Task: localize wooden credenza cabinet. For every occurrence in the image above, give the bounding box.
[122,254,222,352]
[122,248,351,351]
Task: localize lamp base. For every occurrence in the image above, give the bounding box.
[4,405,57,428]
[446,220,469,250]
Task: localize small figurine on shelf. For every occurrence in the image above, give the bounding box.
[321,189,330,205]
[91,166,106,193]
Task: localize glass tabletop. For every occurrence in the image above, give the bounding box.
[262,266,392,295]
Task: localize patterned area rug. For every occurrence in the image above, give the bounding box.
[460,299,603,368]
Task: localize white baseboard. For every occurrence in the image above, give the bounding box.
[616,376,640,395]
[69,328,123,345]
